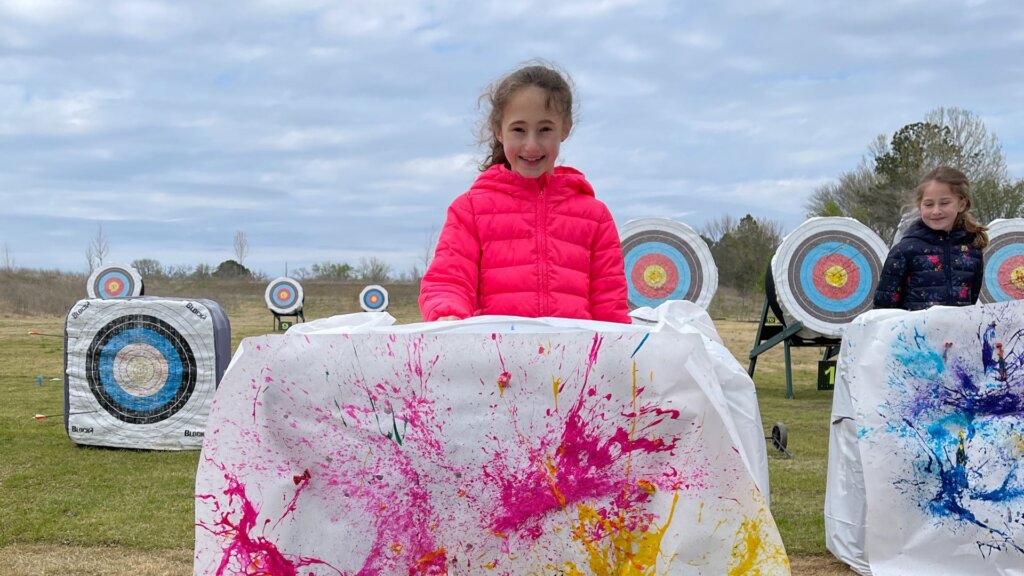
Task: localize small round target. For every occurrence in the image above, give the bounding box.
[86,315,197,424]
[265,277,304,315]
[360,285,389,312]
[87,264,143,299]
[619,218,718,310]
[980,219,1024,303]
[771,217,888,337]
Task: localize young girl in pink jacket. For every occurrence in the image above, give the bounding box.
[418,63,630,323]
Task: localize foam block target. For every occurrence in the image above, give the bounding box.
[771,217,888,338]
[619,218,718,310]
[265,277,303,315]
[359,284,389,312]
[63,297,231,450]
[86,264,143,299]
[980,218,1024,303]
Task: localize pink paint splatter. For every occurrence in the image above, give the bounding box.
[196,467,341,575]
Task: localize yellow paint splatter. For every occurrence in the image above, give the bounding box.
[726,509,790,576]
[565,491,679,575]
[553,377,562,412]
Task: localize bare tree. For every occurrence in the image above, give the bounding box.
[233,231,249,265]
[421,225,439,273]
[356,256,393,283]
[86,224,110,273]
[1,241,14,271]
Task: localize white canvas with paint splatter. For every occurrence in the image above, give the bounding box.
[840,302,1024,576]
[194,315,789,575]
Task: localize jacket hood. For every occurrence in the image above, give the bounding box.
[476,164,595,199]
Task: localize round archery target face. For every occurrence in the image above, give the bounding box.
[86,264,143,299]
[360,285,389,312]
[980,219,1024,303]
[771,217,888,337]
[86,315,196,424]
[265,277,304,315]
[619,218,718,310]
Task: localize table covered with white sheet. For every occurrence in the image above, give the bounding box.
[825,302,1024,576]
[194,302,788,575]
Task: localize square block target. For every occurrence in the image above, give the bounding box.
[980,218,1024,303]
[64,297,231,450]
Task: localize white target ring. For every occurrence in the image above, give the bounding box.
[619,218,718,310]
[980,218,1024,303]
[265,277,304,315]
[360,285,389,312]
[64,297,230,450]
[87,264,143,299]
[771,217,888,338]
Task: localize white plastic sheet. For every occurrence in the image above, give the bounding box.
[826,303,1024,575]
[195,303,788,574]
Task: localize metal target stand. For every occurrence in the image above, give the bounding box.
[747,266,841,399]
[273,309,305,332]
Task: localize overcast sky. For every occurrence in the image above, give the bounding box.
[2,0,1022,278]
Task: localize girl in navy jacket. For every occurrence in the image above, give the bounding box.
[873,167,988,311]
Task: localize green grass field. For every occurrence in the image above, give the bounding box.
[0,273,853,574]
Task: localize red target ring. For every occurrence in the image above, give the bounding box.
[811,253,861,301]
[630,253,680,300]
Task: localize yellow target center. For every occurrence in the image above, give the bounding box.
[277,289,291,300]
[107,280,122,292]
[1011,267,1024,291]
[824,265,848,288]
[644,265,667,288]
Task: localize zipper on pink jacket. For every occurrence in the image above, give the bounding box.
[538,180,549,316]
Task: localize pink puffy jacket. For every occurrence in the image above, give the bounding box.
[419,165,630,323]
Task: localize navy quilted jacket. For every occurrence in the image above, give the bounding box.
[872,219,984,311]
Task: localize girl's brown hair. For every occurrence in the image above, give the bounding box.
[915,166,989,249]
[477,62,576,172]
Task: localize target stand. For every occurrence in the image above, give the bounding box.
[265,277,305,331]
[748,266,841,399]
[748,217,887,398]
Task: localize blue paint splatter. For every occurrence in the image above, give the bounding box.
[877,319,1024,556]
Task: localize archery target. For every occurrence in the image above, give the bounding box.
[86,264,143,299]
[980,218,1024,303]
[265,277,304,315]
[360,284,389,312]
[619,218,718,310]
[64,297,231,450]
[771,217,888,338]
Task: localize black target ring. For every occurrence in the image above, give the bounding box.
[85,314,197,424]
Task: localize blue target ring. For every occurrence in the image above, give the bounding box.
[85,315,196,424]
[97,328,184,413]
[797,242,873,312]
[623,241,691,308]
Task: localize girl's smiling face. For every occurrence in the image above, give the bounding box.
[495,86,571,179]
[919,180,966,232]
